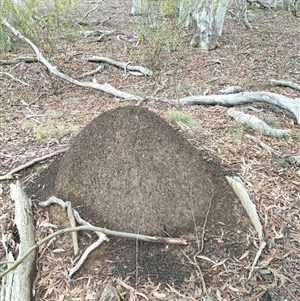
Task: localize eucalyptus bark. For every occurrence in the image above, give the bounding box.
[1,181,36,301]
[190,0,229,50]
[131,0,142,15]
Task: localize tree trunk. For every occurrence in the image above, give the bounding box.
[268,0,278,8]
[131,0,142,15]
[178,0,193,28]
[190,0,229,50]
[282,0,293,11]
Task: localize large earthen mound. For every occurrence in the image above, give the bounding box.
[27,105,250,283]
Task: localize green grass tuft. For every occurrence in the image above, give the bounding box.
[168,110,199,129]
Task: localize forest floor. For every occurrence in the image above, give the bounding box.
[1,1,300,300]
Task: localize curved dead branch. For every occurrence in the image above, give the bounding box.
[86,56,153,77]
[170,92,300,125]
[270,79,300,91]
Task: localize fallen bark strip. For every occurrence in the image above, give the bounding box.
[226,176,266,279]
[227,108,290,138]
[169,92,300,125]
[0,149,67,181]
[1,18,142,101]
[270,79,300,91]
[0,181,36,301]
[67,201,79,256]
[0,56,38,65]
[246,134,300,167]
[86,56,153,77]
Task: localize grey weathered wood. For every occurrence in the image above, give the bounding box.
[170,91,300,124]
[1,181,36,301]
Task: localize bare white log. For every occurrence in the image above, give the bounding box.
[1,181,35,301]
[86,56,153,77]
[170,91,300,125]
[0,149,67,181]
[1,18,142,101]
[246,134,300,166]
[270,79,300,91]
[227,108,290,137]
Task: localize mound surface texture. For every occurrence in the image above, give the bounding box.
[27,106,250,282]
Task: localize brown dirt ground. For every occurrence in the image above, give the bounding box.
[0,1,300,300]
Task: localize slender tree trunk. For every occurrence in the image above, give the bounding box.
[190,0,229,50]
[282,0,293,11]
[131,0,142,15]
[268,0,278,8]
[178,0,193,28]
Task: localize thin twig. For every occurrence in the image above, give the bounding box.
[81,0,103,22]
[0,225,187,278]
[0,72,31,86]
[0,149,68,181]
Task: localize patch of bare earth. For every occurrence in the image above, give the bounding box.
[0,1,300,300]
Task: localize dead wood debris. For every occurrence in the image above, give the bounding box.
[86,56,153,77]
[227,108,290,137]
[170,91,300,125]
[270,79,300,91]
[246,134,300,166]
[1,181,36,301]
[38,196,187,278]
[0,149,68,181]
[0,57,38,65]
[1,17,143,101]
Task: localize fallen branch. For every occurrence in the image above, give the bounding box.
[0,72,31,86]
[0,149,67,181]
[245,134,300,167]
[1,18,142,101]
[0,224,187,278]
[246,0,270,9]
[1,181,36,301]
[270,79,300,91]
[94,31,115,42]
[80,0,103,23]
[86,56,153,77]
[80,30,114,38]
[227,108,290,137]
[0,56,38,65]
[39,196,109,277]
[78,65,103,79]
[169,92,300,125]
